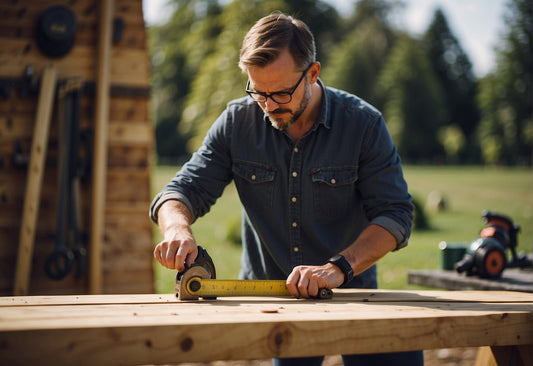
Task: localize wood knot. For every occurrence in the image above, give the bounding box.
[267,324,293,356]
[180,337,194,352]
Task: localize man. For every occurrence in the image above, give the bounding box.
[150,11,422,366]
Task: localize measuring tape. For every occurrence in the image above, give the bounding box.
[174,246,334,300]
[186,277,333,299]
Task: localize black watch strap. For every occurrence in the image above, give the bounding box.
[328,254,354,286]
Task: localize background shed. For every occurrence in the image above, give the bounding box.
[0,0,154,295]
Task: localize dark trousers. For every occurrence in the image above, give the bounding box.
[273,350,424,366]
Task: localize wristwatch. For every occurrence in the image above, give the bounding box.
[328,254,354,286]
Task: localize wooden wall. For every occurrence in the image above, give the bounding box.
[0,0,154,294]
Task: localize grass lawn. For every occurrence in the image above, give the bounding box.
[151,165,532,293]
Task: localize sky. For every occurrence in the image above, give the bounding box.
[143,0,508,77]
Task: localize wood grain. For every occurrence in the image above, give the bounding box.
[13,65,57,296]
[0,290,532,365]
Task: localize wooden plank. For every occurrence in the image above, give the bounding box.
[0,294,177,307]
[108,145,150,169]
[1,300,531,330]
[408,269,533,293]
[105,169,150,202]
[1,289,532,307]
[0,291,532,365]
[0,289,533,311]
[475,346,498,366]
[89,0,113,295]
[13,65,57,296]
[109,97,149,121]
[0,0,145,25]
[107,121,153,145]
[0,41,150,86]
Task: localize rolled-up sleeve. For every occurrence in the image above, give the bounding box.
[357,114,413,250]
[149,109,233,225]
[149,191,195,224]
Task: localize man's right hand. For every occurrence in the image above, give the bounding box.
[153,200,198,271]
[153,234,197,271]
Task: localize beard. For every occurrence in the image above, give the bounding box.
[264,81,312,131]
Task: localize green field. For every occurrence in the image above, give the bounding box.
[151,165,532,293]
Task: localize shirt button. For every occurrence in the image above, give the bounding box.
[292,171,298,178]
[330,178,336,184]
[292,221,298,228]
[294,147,299,153]
[293,247,299,252]
[291,196,297,203]
[251,174,256,181]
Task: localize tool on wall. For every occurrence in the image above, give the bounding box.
[35,5,77,59]
[14,65,57,295]
[45,78,88,280]
[175,246,333,300]
[89,0,114,294]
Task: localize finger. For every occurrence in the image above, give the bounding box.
[174,245,188,272]
[184,243,198,268]
[297,276,310,299]
[153,245,165,267]
[162,242,178,269]
[174,240,198,272]
[155,241,173,268]
[286,270,301,298]
[307,279,319,298]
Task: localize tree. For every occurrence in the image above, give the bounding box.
[423,8,480,163]
[181,0,341,151]
[179,0,288,151]
[149,0,224,163]
[477,0,532,165]
[378,35,446,163]
[150,0,342,156]
[321,0,399,108]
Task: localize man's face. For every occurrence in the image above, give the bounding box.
[246,49,312,131]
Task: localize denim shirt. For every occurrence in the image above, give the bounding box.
[150,79,413,289]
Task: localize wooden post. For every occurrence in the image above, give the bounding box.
[89,0,113,294]
[14,65,57,295]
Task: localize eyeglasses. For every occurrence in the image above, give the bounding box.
[245,66,310,104]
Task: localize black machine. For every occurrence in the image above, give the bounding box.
[455,211,532,278]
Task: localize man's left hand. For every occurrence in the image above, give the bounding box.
[286,263,344,298]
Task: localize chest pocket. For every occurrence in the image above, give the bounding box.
[233,161,276,212]
[311,167,358,220]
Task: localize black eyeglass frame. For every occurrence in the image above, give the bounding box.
[245,65,311,104]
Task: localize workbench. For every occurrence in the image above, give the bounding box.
[1,290,532,365]
[408,269,533,292]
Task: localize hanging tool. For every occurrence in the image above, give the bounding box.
[67,81,88,278]
[45,78,87,280]
[14,65,57,295]
[89,0,114,294]
[175,246,333,300]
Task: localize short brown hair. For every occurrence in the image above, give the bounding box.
[238,11,316,72]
